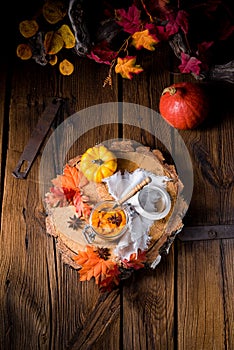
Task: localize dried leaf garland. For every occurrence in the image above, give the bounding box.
[16,0,234,81]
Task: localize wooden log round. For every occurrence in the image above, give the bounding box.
[45,140,187,270]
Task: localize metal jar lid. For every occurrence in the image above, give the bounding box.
[131,185,171,220]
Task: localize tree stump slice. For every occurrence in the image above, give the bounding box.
[46,141,187,269]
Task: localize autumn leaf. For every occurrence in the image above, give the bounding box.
[131,29,158,51]
[178,52,201,76]
[145,23,167,41]
[57,24,75,49]
[73,246,117,284]
[48,164,91,216]
[99,264,121,292]
[121,249,147,270]
[165,10,189,36]
[87,41,117,65]
[44,31,64,55]
[51,164,81,190]
[116,4,142,34]
[115,56,143,79]
[45,186,76,207]
[73,190,92,218]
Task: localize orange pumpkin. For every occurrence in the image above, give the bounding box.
[159,82,209,130]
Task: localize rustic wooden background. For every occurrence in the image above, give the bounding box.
[0,1,233,349]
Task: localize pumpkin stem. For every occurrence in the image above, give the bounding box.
[92,159,104,165]
[162,86,177,96]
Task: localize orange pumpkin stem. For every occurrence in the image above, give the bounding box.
[162,86,177,96]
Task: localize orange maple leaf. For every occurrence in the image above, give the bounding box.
[131,30,158,51]
[73,246,117,284]
[52,164,87,190]
[115,56,143,79]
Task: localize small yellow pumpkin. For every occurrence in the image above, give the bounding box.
[80,145,117,183]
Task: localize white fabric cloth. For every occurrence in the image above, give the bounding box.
[102,168,170,260]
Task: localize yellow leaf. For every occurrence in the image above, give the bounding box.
[16,43,32,60]
[131,30,158,51]
[115,57,143,79]
[59,59,74,75]
[43,0,67,24]
[19,20,39,38]
[44,31,64,55]
[57,24,75,49]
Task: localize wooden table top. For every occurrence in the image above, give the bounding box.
[0,4,233,349]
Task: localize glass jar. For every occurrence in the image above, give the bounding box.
[82,200,129,243]
[130,185,171,220]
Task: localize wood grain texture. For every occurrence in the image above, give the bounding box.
[0,8,233,349]
[221,239,234,350]
[0,50,120,350]
[123,252,175,350]
[173,77,234,349]
[0,61,8,207]
[177,240,226,350]
[173,79,234,227]
[121,47,175,349]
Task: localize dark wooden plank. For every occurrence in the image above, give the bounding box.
[177,240,226,350]
[221,239,234,350]
[172,80,234,227]
[0,60,8,207]
[173,77,234,349]
[0,52,120,350]
[123,252,175,350]
[121,46,175,349]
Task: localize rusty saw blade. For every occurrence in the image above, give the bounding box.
[12,97,64,179]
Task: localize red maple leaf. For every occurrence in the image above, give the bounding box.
[145,23,168,41]
[45,186,76,207]
[165,10,189,36]
[99,265,121,292]
[121,249,147,270]
[116,5,142,34]
[87,41,117,65]
[178,52,202,76]
[73,190,92,218]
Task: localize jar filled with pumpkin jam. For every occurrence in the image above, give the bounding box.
[90,200,128,241]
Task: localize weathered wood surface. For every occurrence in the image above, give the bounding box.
[0,5,233,350]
